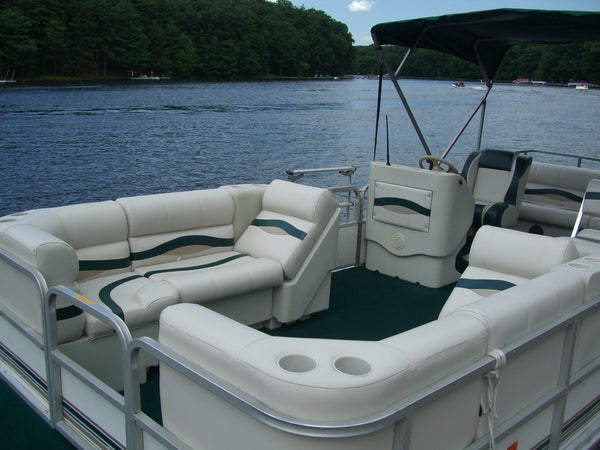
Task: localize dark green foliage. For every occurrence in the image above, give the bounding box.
[353,44,600,83]
[0,0,353,79]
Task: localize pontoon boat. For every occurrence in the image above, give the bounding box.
[1,8,600,450]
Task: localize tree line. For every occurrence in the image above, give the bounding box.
[353,43,600,84]
[2,0,599,83]
[0,0,354,79]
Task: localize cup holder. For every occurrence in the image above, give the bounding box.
[568,262,592,270]
[278,354,316,373]
[0,218,17,223]
[333,356,372,377]
[584,257,600,264]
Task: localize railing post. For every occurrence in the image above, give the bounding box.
[548,322,579,449]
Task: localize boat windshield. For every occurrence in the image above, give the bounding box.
[370,9,600,160]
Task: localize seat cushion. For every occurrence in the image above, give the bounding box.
[75,273,180,338]
[117,188,235,270]
[439,226,578,318]
[137,251,283,304]
[438,266,528,318]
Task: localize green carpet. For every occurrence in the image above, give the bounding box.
[266,266,454,341]
[0,266,454,447]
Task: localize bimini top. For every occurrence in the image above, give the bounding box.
[371,9,600,80]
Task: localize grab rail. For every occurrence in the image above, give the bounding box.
[286,165,359,223]
[517,149,600,167]
[45,286,132,447]
[123,294,600,449]
[286,165,366,265]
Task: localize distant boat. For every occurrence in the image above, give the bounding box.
[451,81,465,88]
[0,67,15,83]
[576,84,589,92]
[128,70,170,80]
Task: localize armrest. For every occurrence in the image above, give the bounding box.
[1,224,78,286]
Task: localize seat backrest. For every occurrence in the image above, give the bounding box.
[439,225,578,318]
[462,149,532,207]
[117,188,236,270]
[234,180,338,279]
[0,201,131,282]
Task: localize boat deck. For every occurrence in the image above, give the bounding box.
[267,266,453,341]
[0,266,453,448]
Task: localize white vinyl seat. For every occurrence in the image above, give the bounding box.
[462,149,532,228]
[439,225,578,318]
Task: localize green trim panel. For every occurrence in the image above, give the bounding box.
[504,155,532,204]
[374,196,431,217]
[142,253,247,278]
[525,188,583,203]
[79,257,131,272]
[97,275,141,320]
[251,219,307,240]
[130,235,234,261]
[56,305,84,321]
[576,236,600,244]
[456,278,516,291]
[479,149,514,171]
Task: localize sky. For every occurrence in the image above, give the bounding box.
[282,1,600,45]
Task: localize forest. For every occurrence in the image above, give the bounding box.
[0,0,354,79]
[353,43,600,84]
[1,0,599,83]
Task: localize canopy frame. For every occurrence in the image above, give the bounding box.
[370,9,600,161]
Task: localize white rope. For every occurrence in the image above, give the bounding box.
[482,349,506,450]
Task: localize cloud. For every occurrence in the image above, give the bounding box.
[348,1,375,12]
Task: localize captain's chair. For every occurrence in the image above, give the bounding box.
[462,149,532,228]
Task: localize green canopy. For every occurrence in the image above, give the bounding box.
[371,9,600,80]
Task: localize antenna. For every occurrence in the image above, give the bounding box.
[386,115,390,166]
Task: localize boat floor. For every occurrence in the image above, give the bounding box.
[0,266,454,447]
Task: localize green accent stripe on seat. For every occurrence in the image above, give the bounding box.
[56,305,84,321]
[374,197,431,217]
[456,278,516,291]
[142,253,248,278]
[79,257,131,272]
[251,219,307,240]
[504,155,532,204]
[576,236,600,244]
[98,275,141,320]
[525,188,583,203]
[130,235,234,261]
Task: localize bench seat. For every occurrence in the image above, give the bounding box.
[439,225,578,318]
[157,226,600,449]
[0,180,339,344]
[518,161,600,235]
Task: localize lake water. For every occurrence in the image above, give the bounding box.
[0,79,598,217]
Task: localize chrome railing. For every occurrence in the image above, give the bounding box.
[286,165,367,266]
[1,253,600,448]
[517,149,600,168]
[286,165,362,225]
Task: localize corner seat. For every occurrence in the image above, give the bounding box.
[439,225,578,318]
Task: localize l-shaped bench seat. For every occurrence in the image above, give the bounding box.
[0,180,340,346]
[157,225,600,449]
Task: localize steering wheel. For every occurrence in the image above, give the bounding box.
[418,155,459,174]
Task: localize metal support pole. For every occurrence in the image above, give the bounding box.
[373,40,432,156]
